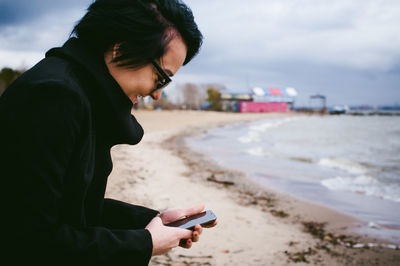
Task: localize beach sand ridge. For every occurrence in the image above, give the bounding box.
[105,110,400,265]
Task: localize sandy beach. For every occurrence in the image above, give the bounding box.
[105,110,399,265]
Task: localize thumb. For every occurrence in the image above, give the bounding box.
[182,204,205,217]
[176,228,193,240]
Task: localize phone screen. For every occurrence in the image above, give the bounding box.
[165,210,217,230]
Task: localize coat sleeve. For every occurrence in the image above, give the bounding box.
[1,82,154,265]
[102,199,159,229]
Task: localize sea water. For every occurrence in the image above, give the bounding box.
[187,115,400,243]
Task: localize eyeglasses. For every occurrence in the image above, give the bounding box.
[150,60,172,94]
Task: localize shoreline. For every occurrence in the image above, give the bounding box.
[182,113,400,244]
[165,114,400,250]
[106,110,400,265]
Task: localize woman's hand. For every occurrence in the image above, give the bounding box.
[159,204,205,249]
[145,215,192,255]
[146,204,217,255]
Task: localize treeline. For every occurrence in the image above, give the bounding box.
[0,67,24,96]
[145,83,224,111]
[136,83,223,111]
[0,67,223,111]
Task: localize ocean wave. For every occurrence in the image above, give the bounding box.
[238,117,297,143]
[246,147,270,157]
[317,157,369,175]
[246,148,315,165]
[321,175,400,202]
[238,131,263,144]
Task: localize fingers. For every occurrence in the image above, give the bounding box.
[193,224,202,242]
[202,220,218,228]
[160,204,206,224]
[176,221,214,250]
[179,225,202,248]
[178,227,194,249]
[192,230,200,242]
[181,204,205,217]
[178,225,201,249]
[179,238,192,249]
[177,228,193,240]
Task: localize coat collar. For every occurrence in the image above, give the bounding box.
[45,38,144,146]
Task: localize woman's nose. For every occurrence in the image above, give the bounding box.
[150,89,162,100]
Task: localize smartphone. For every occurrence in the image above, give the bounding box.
[165,210,217,230]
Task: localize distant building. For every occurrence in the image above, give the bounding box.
[219,87,297,113]
[220,91,252,112]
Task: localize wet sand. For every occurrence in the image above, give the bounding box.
[105,110,400,265]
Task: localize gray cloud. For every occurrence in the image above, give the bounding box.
[0,0,91,67]
[182,0,400,105]
[0,0,88,26]
[0,0,399,106]
[188,0,400,71]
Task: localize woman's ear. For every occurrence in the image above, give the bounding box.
[112,43,121,59]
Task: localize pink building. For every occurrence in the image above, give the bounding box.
[238,101,289,113]
[219,87,297,113]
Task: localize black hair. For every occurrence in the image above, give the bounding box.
[71,0,202,68]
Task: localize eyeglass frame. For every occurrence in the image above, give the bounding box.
[150,60,172,94]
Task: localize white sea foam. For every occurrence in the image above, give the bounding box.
[368,222,381,229]
[238,117,296,144]
[318,157,368,175]
[238,131,262,143]
[246,147,270,157]
[345,242,399,249]
[321,175,400,202]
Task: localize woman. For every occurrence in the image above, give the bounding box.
[0,0,215,265]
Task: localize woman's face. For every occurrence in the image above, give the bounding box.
[105,36,187,103]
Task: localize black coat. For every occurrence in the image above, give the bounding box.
[0,38,159,265]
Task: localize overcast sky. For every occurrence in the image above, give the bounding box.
[1,0,399,106]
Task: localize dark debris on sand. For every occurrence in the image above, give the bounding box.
[162,131,400,266]
[151,253,213,266]
[283,221,400,265]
